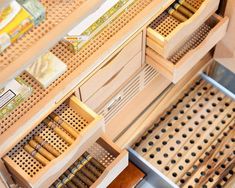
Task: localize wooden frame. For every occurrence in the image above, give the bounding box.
[147,0,220,58]
[146,14,229,83]
[3,96,104,188]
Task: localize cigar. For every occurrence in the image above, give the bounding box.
[167,7,188,22]
[85,162,102,177]
[173,2,193,18]
[69,167,93,187]
[49,112,79,139]
[178,0,197,13]
[74,160,97,182]
[44,118,75,145]
[34,136,61,157]
[61,175,77,188]
[83,152,105,172]
[24,144,49,166]
[54,180,68,188]
[65,169,87,188]
[29,140,55,161]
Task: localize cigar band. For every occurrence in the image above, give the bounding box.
[167,7,174,14]
[62,177,69,184]
[76,162,84,170]
[67,173,74,180]
[80,158,88,165]
[85,154,92,161]
[71,167,78,174]
[174,3,180,9]
[178,0,184,4]
[55,181,63,188]
[40,140,47,146]
[31,150,37,157]
[35,144,42,151]
[50,122,58,130]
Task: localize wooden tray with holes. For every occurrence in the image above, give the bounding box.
[132,77,235,188]
[0,0,103,85]
[146,14,229,83]
[146,0,220,58]
[3,95,104,188]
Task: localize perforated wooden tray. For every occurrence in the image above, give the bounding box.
[133,78,235,188]
[146,14,229,83]
[0,0,175,158]
[3,95,104,188]
[146,0,220,58]
[0,0,105,85]
[51,136,128,188]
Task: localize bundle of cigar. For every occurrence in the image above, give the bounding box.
[50,152,106,188]
[23,112,79,166]
[167,0,198,22]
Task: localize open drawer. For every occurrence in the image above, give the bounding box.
[147,0,220,58]
[146,14,229,83]
[49,135,128,188]
[3,95,104,188]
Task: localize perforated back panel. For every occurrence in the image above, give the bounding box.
[6,101,89,178]
[98,64,158,123]
[148,0,204,38]
[0,0,154,135]
[0,0,87,69]
[133,79,235,188]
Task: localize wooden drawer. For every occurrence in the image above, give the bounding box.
[80,32,143,102]
[49,135,128,188]
[3,96,104,188]
[147,0,220,58]
[146,14,229,83]
[85,52,142,110]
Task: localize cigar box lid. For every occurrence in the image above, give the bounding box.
[214,0,235,73]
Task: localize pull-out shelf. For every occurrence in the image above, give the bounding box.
[132,76,235,188]
[146,14,229,83]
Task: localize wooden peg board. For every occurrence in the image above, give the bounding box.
[133,79,235,188]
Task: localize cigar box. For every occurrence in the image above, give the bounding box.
[0,0,45,53]
[0,77,32,119]
[3,95,105,188]
[146,0,220,59]
[26,52,67,89]
[146,14,229,83]
[63,0,136,53]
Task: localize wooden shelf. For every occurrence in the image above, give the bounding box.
[0,0,103,86]
[132,77,235,187]
[0,0,175,158]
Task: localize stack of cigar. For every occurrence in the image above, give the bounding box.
[167,0,197,22]
[50,152,106,188]
[23,112,79,166]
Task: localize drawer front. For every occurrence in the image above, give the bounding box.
[80,32,143,102]
[146,15,229,83]
[147,0,220,58]
[3,96,104,188]
[86,52,142,110]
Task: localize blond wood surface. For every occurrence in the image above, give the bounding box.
[85,52,142,110]
[147,0,220,58]
[146,15,229,83]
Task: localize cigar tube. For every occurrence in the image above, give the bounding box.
[54,180,68,188]
[65,170,87,188]
[85,162,102,177]
[61,175,77,188]
[44,118,74,145]
[173,2,193,18]
[49,112,79,139]
[24,144,49,166]
[167,7,188,22]
[34,136,61,157]
[178,0,197,13]
[83,152,105,172]
[29,140,55,161]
